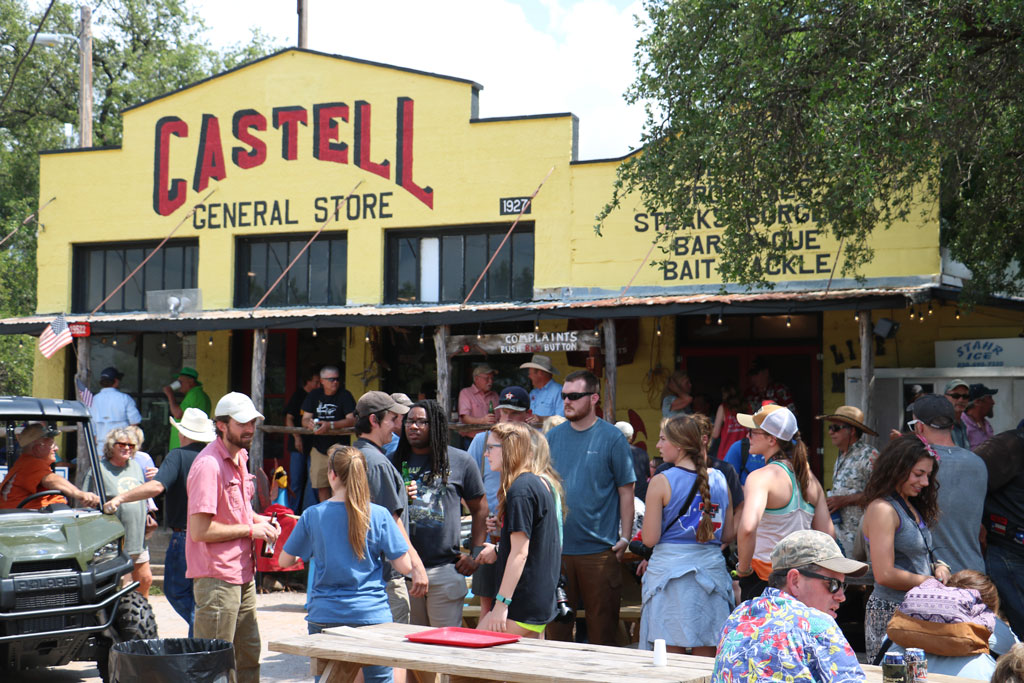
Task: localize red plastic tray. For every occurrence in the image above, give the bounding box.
[406,626,520,648]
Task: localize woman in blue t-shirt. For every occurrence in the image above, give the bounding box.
[476,422,564,638]
[638,414,735,656]
[280,445,411,683]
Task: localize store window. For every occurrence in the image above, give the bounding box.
[385,225,534,303]
[235,234,347,307]
[72,240,198,313]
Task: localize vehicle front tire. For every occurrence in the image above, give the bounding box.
[95,590,158,682]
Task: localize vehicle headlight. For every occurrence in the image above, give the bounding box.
[91,541,120,565]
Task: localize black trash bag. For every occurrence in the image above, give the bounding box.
[109,638,235,683]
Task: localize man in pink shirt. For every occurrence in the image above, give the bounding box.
[187,392,279,683]
[458,364,499,428]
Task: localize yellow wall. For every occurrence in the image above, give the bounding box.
[819,304,1022,485]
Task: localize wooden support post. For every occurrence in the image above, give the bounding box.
[859,312,875,441]
[434,325,450,418]
[602,319,617,422]
[250,329,267,476]
[75,337,91,489]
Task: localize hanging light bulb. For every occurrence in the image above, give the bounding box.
[261,332,267,343]
[160,336,167,350]
[311,327,317,338]
[854,311,860,322]
[18,338,23,349]
[909,307,916,320]
[476,325,482,340]
[594,324,600,338]
[927,302,934,316]
[955,308,961,321]
[785,315,792,328]
[208,335,214,347]
[111,337,118,347]
[717,312,723,325]
[655,319,662,337]
[534,319,540,333]
[364,328,371,343]
[419,327,425,346]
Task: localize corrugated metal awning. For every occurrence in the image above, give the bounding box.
[0,284,983,335]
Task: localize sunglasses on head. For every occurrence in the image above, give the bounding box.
[797,568,846,594]
[946,392,969,400]
[561,391,595,401]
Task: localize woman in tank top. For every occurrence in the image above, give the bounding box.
[735,404,833,601]
[861,434,950,662]
[638,414,735,655]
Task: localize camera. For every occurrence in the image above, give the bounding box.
[628,539,653,561]
[553,574,575,623]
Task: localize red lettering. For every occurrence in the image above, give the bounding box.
[395,97,433,209]
[231,109,267,170]
[272,106,308,160]
[153,116,188,216]
[313,102,349,164]
[192,114,227,192]
[354,100,389,180]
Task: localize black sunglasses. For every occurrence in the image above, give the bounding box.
[827,424,848,433]
[561,391,596,401]
[797,569,846,594]
[946,392,969,400]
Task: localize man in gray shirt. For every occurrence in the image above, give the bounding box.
[910,394,987,573]
[352,391,428,622]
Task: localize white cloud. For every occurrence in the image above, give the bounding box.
[188,0,647,159]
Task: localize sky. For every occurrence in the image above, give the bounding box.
[187,0,649,160]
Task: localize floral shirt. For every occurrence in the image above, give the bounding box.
[712,588,865,682]
[830,438,878,555]
[744,381,796,414]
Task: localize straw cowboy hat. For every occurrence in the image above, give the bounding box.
[815,405,877,437]
[169,407,216,443]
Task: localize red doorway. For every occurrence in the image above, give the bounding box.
[679,345,823,478]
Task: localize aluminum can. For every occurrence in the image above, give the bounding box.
[904,648,928,682]
[881,652,907,683]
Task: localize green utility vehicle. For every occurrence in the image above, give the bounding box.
[0,397,157,680]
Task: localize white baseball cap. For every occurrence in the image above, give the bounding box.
[214,392,265,423]
[737,404,798,441]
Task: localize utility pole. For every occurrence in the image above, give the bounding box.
[297,0,308,48]
[78,4,92,146]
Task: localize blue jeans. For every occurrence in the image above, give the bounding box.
[308,621,392,683]
[289,450,318,513]
[164,530,195,637]
[987,544,1024,640]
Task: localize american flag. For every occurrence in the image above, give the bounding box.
[38,313,73,359]
[75,377,94,407]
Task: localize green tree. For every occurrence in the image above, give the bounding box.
[602,0,1024,301]
[0,0,278,393]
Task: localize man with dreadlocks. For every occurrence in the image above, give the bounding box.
[390,399,488,627]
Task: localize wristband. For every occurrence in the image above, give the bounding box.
[495,593,512,606]
[618,536,630,546]
[736,567,753,578]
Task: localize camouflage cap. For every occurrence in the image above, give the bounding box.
[771,530,868,577]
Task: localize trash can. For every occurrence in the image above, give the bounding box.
[109,638,234,683]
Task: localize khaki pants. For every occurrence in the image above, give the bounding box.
[309,447,330,490]
[409,564,468,627]
[545,550,622,646]
[193,577,260,683]
[386,575,411,624]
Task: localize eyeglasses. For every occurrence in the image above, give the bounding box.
[749,429,768,437]
[484,443,502,451]
[797,569,846,594]
[321,377,340,382]
[827,424,848,433]
[561,391,595,401]
[114,442,136,449]
[406,419,429,428]
[946,392,969,400]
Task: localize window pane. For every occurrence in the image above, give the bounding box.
[288,240,308,305]
[441,235,463,302]
[123,248,145,311]
[308,241,329,305]
[184,246,198,288]
[104,249,125,311]
[164,246,184,290]
[463,234,486,302]
[330,238,347,304]
[87,250,104,312]
[512,232,534,300]
[487,233,511,301]
[266,241,288,307]
[143,247,165,294]
[419,237,440,303]
[141,333,182,393]
[395,238,419,302]
[249,242,267,307]
[266,332,287,395]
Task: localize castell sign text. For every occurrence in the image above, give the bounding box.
[152,96,434,216]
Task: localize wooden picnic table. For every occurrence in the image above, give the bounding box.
[269,621,974,682]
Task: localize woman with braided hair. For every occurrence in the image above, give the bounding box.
[637,414,735,655]
[734,404,832,601]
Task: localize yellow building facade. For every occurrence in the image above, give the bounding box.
[17,48,1022,479]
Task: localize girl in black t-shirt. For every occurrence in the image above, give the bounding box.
[476,422,564,637]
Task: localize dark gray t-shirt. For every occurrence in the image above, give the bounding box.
[355,437,408,581]
[153,442,204,530]
[931,444,987,573]
[391,446,485,568]
[870,495,934,603]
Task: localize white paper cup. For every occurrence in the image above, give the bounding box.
[653,638,667,667]
[169,380,182,391]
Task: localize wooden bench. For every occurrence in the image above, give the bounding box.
[461,604,643,644]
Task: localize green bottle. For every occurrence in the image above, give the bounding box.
[488,400,494,414]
